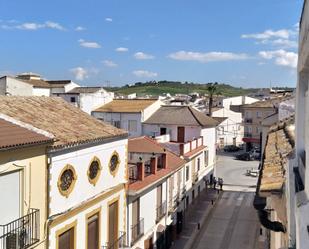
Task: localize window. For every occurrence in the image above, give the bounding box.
[204,151,209,167]
[87,157,102,185]
[112,120,121,128]
[186,166,190,181]
[109,151,120,176]
[256,111,261,118]
[108,201,119,245]
[128,120,137,132]
[70,97,76,103]
[57,165,77,197]
[132,198,140,226]
[57,222,76,249]
[160,128,167,135]
[197,158,201,171]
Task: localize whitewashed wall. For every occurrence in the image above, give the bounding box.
[32,87,51,96]
[49,138,127,215]
[80,91,113,114]
[1,77,33,96]
[142,100,163,122]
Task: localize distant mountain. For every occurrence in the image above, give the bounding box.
[106,81,259,97]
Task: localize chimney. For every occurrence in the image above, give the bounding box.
[161,154,167,169]
[150,157,157,174]
[137,162,144,181]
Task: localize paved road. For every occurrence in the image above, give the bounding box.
[192,191,260,249]
[215,151,259,192]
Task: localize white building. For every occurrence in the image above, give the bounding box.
[290,2,309,247]
[127,136,210,249]
[57,87,114,114]
[212,96,258,147]
[0,96,129,249]
[0,73,79,96]
[92,99,162,137]
[142,105,218,180]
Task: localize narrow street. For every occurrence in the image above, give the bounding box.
[191,152,260,249]
[192,191,260,249]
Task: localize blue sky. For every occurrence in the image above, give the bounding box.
[0,0,303,88]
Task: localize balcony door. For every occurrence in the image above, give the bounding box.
[58,227,74,249]
[87,213,99,249]
[108,200,119,247]
[177,127,185,143]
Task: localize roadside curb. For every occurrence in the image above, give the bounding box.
[183,190,223,249]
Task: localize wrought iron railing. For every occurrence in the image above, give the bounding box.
[144,164,151,176]
[168,195,179,213]
[102,231,126,249]
[131,218,144,246]
[156,201,167,223]
[0,209,40,249]
[129,166,138,183]
[244,133,253,138]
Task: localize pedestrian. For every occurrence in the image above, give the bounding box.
[219,178,223,191]
[213,177,217,190]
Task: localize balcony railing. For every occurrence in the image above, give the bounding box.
[244,133,253,138]
[168,195,179,213]
[102,232,127,249]
[131,218,144,246]
[180,137,204,155]
[156,201,167,223]
[192,172,199,184]
[0,209,40,249]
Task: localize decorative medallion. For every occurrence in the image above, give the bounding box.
[87,157,102,185]
[58,165,77,197]
[109,151,120,176]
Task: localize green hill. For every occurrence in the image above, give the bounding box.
[106,81,258,97]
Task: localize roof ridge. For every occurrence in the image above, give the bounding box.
[188,106,203,126]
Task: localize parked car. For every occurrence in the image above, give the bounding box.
[223,145,240,152]
[235,152,254,161]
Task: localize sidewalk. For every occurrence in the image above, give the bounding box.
[170,187,221,249]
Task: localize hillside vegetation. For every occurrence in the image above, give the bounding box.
[106,81,258,97]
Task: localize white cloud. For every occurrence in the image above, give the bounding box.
[168,50,248,63]
[115,47,129,52]
[259,49,297,68]
[75,26,86,31]
[103,60,118,67]
[271,39,298,48]
[105,17,113,22]
[133,70,158,78]
[70,67,88,81]
[78,39,101,48]
[134,52,155,60]
[241,29,292,40]
[15,21,65,30]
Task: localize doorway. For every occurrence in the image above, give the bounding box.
[177,127,185,143]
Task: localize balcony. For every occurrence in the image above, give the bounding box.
[0,209,40,249]
[102,232,127,249]
[244,133,253,138]
[155,134,171,143]
[131,218,144,246]
[156,201,167,223]
[168,195,179,214]
[192,172,199,184]
[244,118,253,124]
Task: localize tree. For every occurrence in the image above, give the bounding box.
[206,82,219,117]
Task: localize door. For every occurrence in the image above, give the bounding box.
[177,127,185,143]
[58,227,74,249]
[0,171,20,225]
[176,212,183,234]
[87,214,99,249]
[233,137,236,146]
[108,201,119,247]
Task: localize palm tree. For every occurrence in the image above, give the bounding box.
[206,82,219,117]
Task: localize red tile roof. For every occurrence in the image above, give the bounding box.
[128,136,186,192]
[0,117,53,150]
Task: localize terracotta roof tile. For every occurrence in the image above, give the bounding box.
[144,105,218,127]
[259,119,294,194]
[0,96,127,149]
[94,99,157,113]
[128,136,186,192]
[0,118,53,150]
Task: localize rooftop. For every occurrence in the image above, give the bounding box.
[128,136,185,192]
[67,87,106,94]
[259,117,295,195]
[94,99,157,113]
[0,117,53,151]
[144,105,218,127]
[242,96,290,109]
[0,96,127,149]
